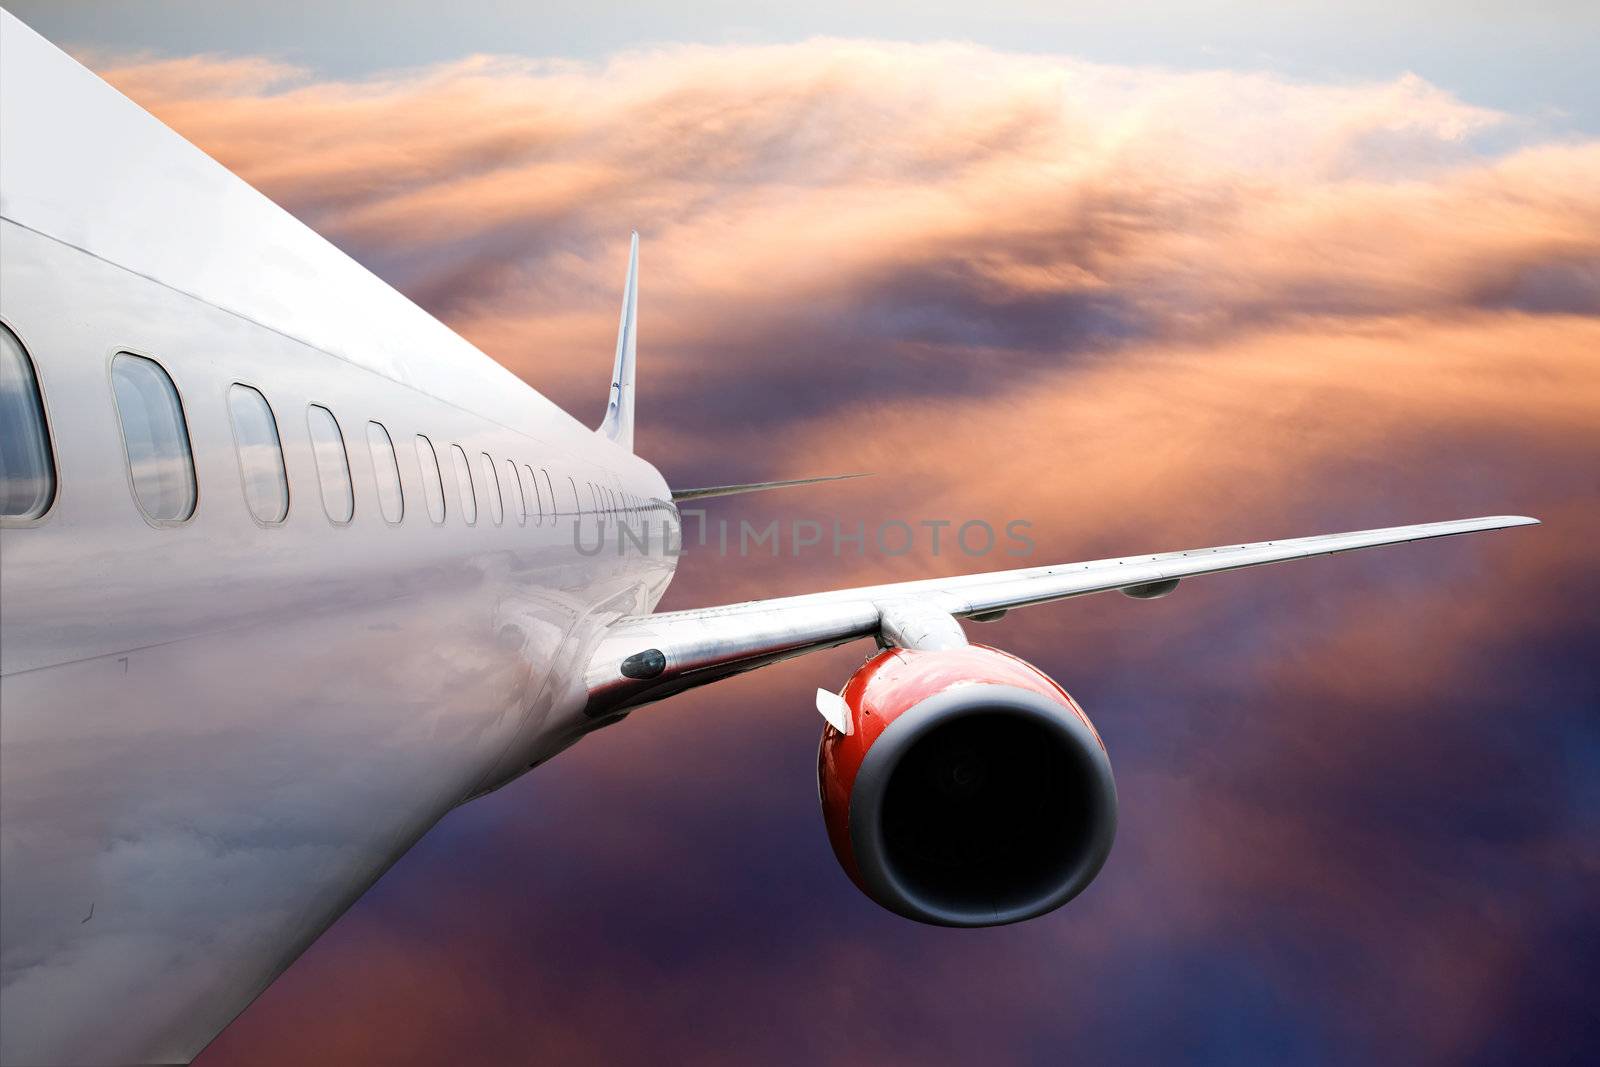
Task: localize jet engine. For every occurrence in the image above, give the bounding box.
[817,644,1117,926]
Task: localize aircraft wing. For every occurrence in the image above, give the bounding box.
[584,515,1537,716]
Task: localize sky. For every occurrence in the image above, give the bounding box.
[10,1,1600,133]
[7,4,1599,1064]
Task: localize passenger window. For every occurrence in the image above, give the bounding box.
[450,444,477,525]
[306,405,354,524]
[524,464,543,522]
[227,384,288,524]
[479,452,504,525]
[111,353,196,523]
[506,459,526,525]
[367,421,404,524]
[0,323,56,519]
[415,435,446,523]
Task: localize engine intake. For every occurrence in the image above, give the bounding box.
[818,645,1116,926]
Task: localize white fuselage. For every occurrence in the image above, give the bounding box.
[0,216,678,1066]
[0,15,677,1064]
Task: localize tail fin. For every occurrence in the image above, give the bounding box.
[598,231,639,452]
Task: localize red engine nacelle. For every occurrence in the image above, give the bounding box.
[818,644,1117,926]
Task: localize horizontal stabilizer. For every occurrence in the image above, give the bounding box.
[671,473,870,503]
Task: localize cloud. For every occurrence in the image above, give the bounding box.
[90,42,1599,483]
[64,39,1600,1067]
[85,49,309,99]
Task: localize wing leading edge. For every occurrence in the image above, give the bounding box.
[584,515,1538,717]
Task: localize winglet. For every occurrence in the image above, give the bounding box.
[599,231,639,452]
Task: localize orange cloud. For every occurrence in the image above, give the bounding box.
[88,43,1597,475]
[81,40,1598,1067]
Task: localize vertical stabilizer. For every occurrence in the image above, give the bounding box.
[599,232,639,452]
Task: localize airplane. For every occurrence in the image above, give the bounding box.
[0,10,1539,1065]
